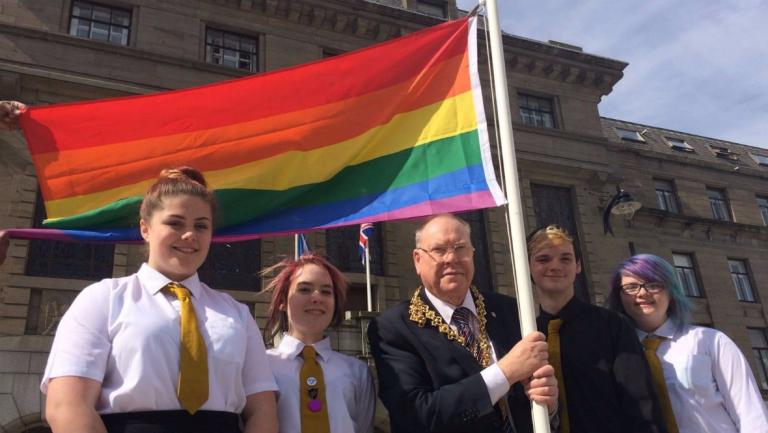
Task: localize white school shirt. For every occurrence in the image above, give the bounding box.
[267,335,375,433]
[41,263,277,414]
[638,320,768,433]
[424,288,510,405]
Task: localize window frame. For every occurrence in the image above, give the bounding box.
[757,195,768,226]
[68,0,132,46]
[664,136,695,152]
[25,189,115,280]
[748,328,768,391]
[706,186,732,222]
[654,178,680,213]
[710,145,739,161]
[751,153,768,167]
[204,27,260,73]
[614,127,646,143]
[671,252,703,297]
[518,92,558,129]
[728,258,756,302]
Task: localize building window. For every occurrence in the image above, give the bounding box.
[654,179,680,213]
[707,187,731,221]
[325,224,384,276]
[672,253,702,297]
[415,0,447,17]
[710,145,739,161]
[757,196,768,226]
[530,183,590,301]
[614,127,646,143]
[197,240,261,291]
[748,328,768,390]
[205,28,258,72]
[518,93,557,129]
[25,190,114,280]
[751,153,768,167]
[729,259,755,302]
[664,137,694,152]
[69,0,131,46]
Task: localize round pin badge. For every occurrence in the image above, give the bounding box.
[306,376,318,386]
[308,399,322,412]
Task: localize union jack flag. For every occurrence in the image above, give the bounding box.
[358,223,374,265]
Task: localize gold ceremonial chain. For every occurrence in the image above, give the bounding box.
[408,286,492,367]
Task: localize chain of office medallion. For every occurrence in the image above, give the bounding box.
[408,286,492,368]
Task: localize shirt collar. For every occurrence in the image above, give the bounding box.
[635,318,678,340]
[539,295,584,323]
[277,334,333,362]
[423,287,477,324]
[138,263,203,298]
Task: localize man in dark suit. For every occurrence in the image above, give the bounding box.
[368,214,557,433]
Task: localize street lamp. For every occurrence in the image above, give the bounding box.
[603,186,642,236]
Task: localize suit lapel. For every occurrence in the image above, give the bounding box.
[484,297,515,359]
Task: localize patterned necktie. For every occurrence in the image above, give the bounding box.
[165,282,208,414]
[452,307,516,433]
[547,319,569,433]
[300,346,331,433]
[643,336,679,433]
[451,307,482,364]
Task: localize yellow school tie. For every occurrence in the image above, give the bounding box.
[166,282,209,414]
[300,346,331,433]
[643,336,679,433]
[548,319,570,433]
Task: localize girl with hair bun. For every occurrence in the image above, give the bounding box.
[263,254,375,433]
[42,167,278,433]
[608,253,768,433]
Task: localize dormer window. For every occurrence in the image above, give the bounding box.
[614,127,645,143]
[710,146,739,161]
[750,153,768,167]
[664,137,694,152]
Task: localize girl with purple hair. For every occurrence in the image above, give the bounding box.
[608,253,768,433]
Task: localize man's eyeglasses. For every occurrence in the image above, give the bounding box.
[416,244,474,262]
[620,282,665,295]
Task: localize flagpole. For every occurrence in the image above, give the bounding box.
[294,234,299,260]
[482,0,550,431]
[365,245,373,312]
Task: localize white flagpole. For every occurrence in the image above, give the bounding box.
[294,234,299,260]
[483,1,551,431]
[365,244,373,312]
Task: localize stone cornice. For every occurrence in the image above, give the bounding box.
[634,207,768,241]
[207,0,627,93]
[225,0,422,41]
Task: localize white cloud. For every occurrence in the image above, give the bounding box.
[457,0,768,147]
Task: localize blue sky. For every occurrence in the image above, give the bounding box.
[456,0,768,148]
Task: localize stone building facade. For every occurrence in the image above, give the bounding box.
[0,0,766,431]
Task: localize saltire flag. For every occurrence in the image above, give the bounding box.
[297,233,310,257]
[358,223,374,265]
[11,14,505,243]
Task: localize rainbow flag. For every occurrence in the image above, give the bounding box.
[14,15,504,243]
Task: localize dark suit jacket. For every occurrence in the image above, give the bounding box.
[368,288,533,433]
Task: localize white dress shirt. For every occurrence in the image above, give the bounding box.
[637,320,768,433]
[423,289,510,405]
[267,335,375,433]
[41,263,277,414]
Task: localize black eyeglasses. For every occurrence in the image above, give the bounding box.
[620,282,665,295]
[416,243,474,262]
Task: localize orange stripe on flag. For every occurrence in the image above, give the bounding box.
[35,52,471,200]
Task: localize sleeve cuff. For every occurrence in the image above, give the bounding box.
[481,363,511,404]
